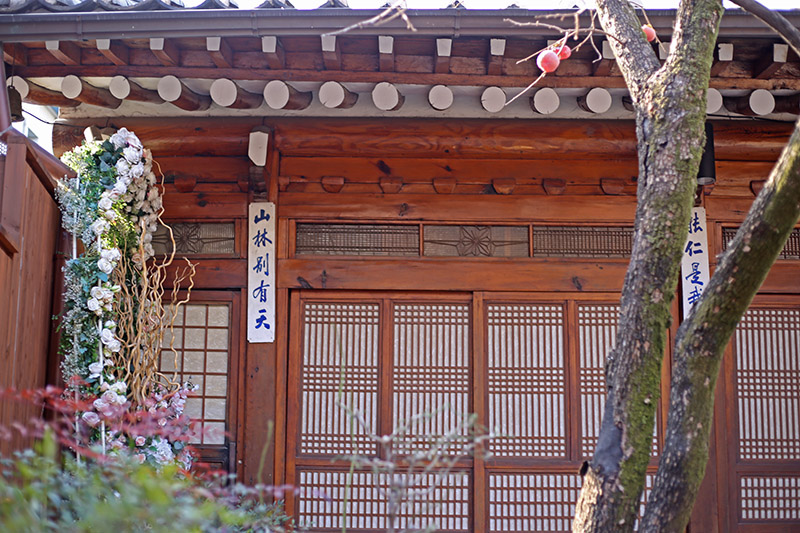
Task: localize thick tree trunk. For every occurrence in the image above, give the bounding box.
[573,0,723,530]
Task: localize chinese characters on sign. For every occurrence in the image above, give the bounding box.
[681,207,710,319]
[247,202,276,343]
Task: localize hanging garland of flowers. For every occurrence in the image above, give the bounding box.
[57,128,195,468]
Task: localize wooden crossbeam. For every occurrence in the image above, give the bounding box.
[710,43,734,77]
[150,38,180,67]
[61,75,121,108]
[378,35,394,72]
[593,41,616,76]
[754,43,789,79]
[435,38,452,74]
[262,36,285,69]
[207,37,233,69]
[45,40,80,66]
[321,35,341,71]
[96,39,129,66]
[3,43,27,67]
[487,38,506,76]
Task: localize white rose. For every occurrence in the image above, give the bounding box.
[108,339,122,353]
[90,219,109,236]
[98,196,113,211]
[130,162,144,177]
[104,320,116,329]
[111,381,127,394]
[100,328,115,345]
[135,436,146,446]
[123,145,142,164]
[110,128,129,149]
[104,210,118,222]
[115,158,130,175]
[87,298,101,312]
[90,286,104,299]
[101,248,121,262]
[97,258,114,274]
[88,361,103,376]
[81,411,101,427]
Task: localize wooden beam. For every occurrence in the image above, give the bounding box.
[7,76,79,108]
[12,63,800,92]
[593,41,616,76]
[754,43,789,79]
[156,75,211,111]
[487,38,505,76]
[210,78,262,109]
[149,38,180,67]
[207,37,234,69]
[379,176,403,194]
[723,89,775,116]
[3,43,27,67]
[96,39,129,66]
[774,93,800,115]
[319,81,358,109]
[263,80,311,110]
[108,76,161,104]
[542,178,566,195]
[435,38,452,74]
[321,176,345,193]
[601,178,627,195]
[321,35,341,71]
[45,40,80,66]
[371,82,404,111]
[61,75,121,108]
[710,43,734,77]
[492,177,515,195]
[262,36,285,70]
[378,35,394,72]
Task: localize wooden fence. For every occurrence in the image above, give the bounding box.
[0,130,72,455]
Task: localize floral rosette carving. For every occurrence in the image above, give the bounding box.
[58,128,195,468]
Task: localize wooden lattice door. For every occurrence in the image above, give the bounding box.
[285,291,658,533]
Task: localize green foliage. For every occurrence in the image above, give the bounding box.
[0,434,290,533]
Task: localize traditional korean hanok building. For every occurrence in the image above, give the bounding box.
[1,2,799,531]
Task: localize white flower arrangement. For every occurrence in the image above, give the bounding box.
[58,128,193,468]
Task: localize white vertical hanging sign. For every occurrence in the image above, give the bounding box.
[247,202,276,343]
[681,206,711,318]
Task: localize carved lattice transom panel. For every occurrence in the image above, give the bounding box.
[532,226,633,258]
[424,225,529,257]
[152,222,235,255]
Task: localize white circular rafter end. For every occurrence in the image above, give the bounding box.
[581,88,613,114]
[372,82,403,111]
[157,75,183,102]
[210,78,239,108]
[61,75,83,99]
[109,76,131,100]
[7,76,29,99]
[706,88,723,114]
[428,85,453,111]
[264,80,291,109]
[532,88,560,115]
[749,89,775,115]
[319,81,346,109]
[481,86,506,113]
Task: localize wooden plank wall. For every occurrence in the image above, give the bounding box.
[0,138,61,455]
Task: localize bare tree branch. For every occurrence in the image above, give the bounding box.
[729,0,800,57]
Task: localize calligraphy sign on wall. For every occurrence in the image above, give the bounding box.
[681,206,710,319]
[248,202,276,343]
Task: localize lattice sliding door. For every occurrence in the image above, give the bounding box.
[289,293,473,532]
[731,305,800,529]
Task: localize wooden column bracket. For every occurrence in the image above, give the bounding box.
[3,43,27,67]
[321,35,342,70]
[379,176,403,194]
[592,41,616,76]
[61,75,122,108]
[174,175,197,193]
[319,81,358,109]
[210,78,263,109]
[487,38,506,76]
[108,76,162,104]
[207,37,234,69]
[750,180,765,196]
[433,177,456,194]
[600,178,626,195]
[278,176,291,192]
[435,38,452,74]
[542,178,566,195]
[150,38,181,67]
[8,76,80,108]
[321,176,345,193]
[710,43,734,77]
[96,39,129,66]
[492,177,516,195]
[754,43,788,79]
[378,35,395,72]
[264,80,312,110]
[262,36,286,69]
[157,75,211,111]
